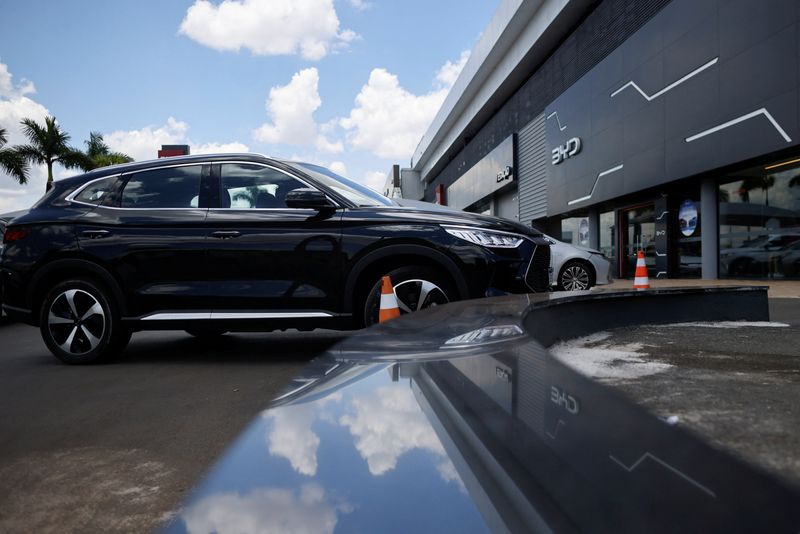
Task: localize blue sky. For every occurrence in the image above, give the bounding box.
[0,0,499,211]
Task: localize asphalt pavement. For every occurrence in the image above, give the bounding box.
[0,322,346,533]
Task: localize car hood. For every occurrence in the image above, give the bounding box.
[162,287,797,534]
[388,199,541,237]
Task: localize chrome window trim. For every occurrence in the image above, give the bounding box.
[217,160,341,210]
[65,174,123,207]
[67,162,208,211]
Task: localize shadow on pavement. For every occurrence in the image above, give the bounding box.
[112,330,351,365]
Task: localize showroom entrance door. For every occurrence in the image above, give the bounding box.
[621,204,657,278]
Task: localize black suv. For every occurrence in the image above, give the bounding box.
[0,154,550,363]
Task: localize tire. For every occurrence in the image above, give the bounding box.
[39,278,130,364]
[185,328,228,338]
[558,260,595,291]
[362,265,457,328]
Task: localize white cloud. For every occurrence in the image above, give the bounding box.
[179,0,356,61]
[360,170,385,192]
[329,161,347,176]
[0,62,35,99]
[103,117,188,162]
[340,51,469,159]
[435,50,470,88]
[103,117,249,162]
[252,68,342,154]
[340,386,446,476]
[181,484,344,534]
[265,404,321,476]
[192,141,250,154]
[347,0,371,11]
[0,61,52,211]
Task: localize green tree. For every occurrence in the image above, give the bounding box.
[15,116,93,191]
[0,127,29,184]
[84,131,133,169]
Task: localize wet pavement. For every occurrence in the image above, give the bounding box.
[0,323,345,533]
[550,298,800,487]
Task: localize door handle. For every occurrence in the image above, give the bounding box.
[81,229,111,239]
[210,231,242,239]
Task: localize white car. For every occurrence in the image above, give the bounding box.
[543,235,611,291]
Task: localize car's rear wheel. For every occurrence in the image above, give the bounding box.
[185,328,228,338]
[40,278,130,364]
[362,266,456,327]
[558,260,594,291]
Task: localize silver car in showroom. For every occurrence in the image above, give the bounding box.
[543,234,611,291]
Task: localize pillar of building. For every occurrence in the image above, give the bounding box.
[700,176,719,279]
[588,209,600,250]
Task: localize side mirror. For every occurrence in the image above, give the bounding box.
[285,188,334,210]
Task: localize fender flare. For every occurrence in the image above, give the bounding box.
[342,244,468,312]
[28,258,128,316]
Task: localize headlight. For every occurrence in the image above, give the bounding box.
[443,226,526,248]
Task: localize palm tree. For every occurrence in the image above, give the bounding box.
[15,116,93,191]
[0,127,29,184]
[84,132,133,169]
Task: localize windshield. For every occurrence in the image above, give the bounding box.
[289,162,394,207]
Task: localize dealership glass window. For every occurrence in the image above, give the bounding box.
[599,210,615,259]
[719,158,800,279]
[560,216,590,246]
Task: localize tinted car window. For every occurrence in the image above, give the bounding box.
[220,163,306,209]
[290,162,393,207]
[121,165,202,209]
[73,175,119,206]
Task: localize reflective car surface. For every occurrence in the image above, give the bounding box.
[164,289,799,533]
[0,154,550,363]
[542,234,611,290]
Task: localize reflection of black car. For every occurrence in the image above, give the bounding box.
[0,154,550,363]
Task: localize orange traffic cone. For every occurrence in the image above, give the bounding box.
[379,276,401,323]
[633,250,650,290]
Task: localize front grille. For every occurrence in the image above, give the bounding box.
[526,244,551,292]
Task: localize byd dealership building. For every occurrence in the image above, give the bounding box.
[404,0,800,280]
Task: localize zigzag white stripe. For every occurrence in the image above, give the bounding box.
[609,452,716,497]
[567,164,624,206]
[685,107,792,143]
[546,111,567,131]
[611,57,718,101]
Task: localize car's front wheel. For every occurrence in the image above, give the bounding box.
[558,260,594,291]
[39,278,130,364]
[362,266,456,327]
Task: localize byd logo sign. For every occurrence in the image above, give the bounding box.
[551,137,582,165]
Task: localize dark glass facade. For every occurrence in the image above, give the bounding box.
[719,157,800,279]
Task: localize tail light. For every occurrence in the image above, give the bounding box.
[2,227,29,244]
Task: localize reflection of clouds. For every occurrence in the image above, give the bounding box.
[340,386,463,487]
[265,393,342,476]
[182,483,343,534]
[266,404,320,476]
[436,458,466,493]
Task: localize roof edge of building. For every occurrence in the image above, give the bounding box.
[411,0,593,181]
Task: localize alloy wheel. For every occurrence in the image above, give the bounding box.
[392,279,449,313]
[47,289,106,355]
[561,265,590,291]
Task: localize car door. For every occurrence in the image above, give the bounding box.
[75,163,212,317]
[203,161,344,314]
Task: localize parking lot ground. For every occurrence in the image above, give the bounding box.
[0,323,346,533]
[550,298,800,487]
